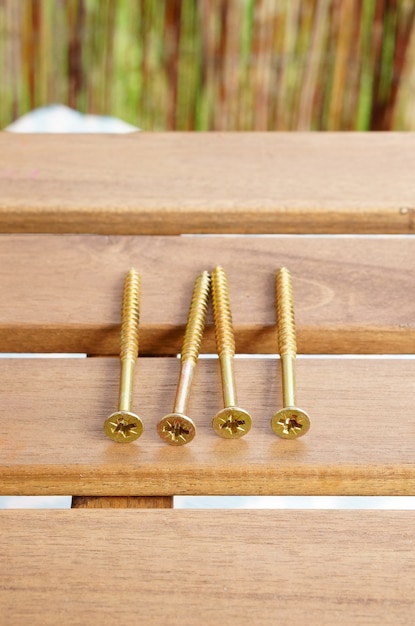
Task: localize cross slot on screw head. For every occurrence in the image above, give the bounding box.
[104,268,144,443]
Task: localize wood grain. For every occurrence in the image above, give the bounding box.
[1,133,415,234]
[0,234,414,354]
[1,510,414,625]
[71,496,173,508]
[1,357,415,496]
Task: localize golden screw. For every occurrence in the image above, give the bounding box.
[271,267,310,439]
[211,266,252,438]
[157,271,211,446]
[104,268,144,443]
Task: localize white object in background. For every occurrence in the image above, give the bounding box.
[5,104,139,133]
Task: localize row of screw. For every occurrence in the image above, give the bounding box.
[104,266,311,445]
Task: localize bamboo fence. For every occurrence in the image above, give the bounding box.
[1,0,415,130]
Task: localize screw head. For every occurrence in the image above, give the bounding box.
[104,411,144,443]
[271,407,310,439]
[212,407,252,439]
[157,413,196,446]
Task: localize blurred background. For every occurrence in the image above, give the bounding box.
[1,0,415,131]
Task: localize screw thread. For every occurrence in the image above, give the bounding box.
[212,266,235,358]
[276,267,297,357]
[120,268,141,362]
[181,271,211,363]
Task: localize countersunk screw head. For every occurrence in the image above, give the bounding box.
[104,410,144,443]
[157,413,196,446]
[212,407,252,439]
[271,407,310,439]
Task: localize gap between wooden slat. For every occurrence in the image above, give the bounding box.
[71,496,173,508]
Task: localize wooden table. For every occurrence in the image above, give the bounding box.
[0,133,414,624]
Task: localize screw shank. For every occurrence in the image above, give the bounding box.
[174,359,196,415]
[281,354,296,408]
[220,354,237,407]
[118,358,135,412]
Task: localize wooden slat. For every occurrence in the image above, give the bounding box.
[1,133,415,234]
[1,510,414,625]
[1,357,415,496]
[0,234,414,354]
